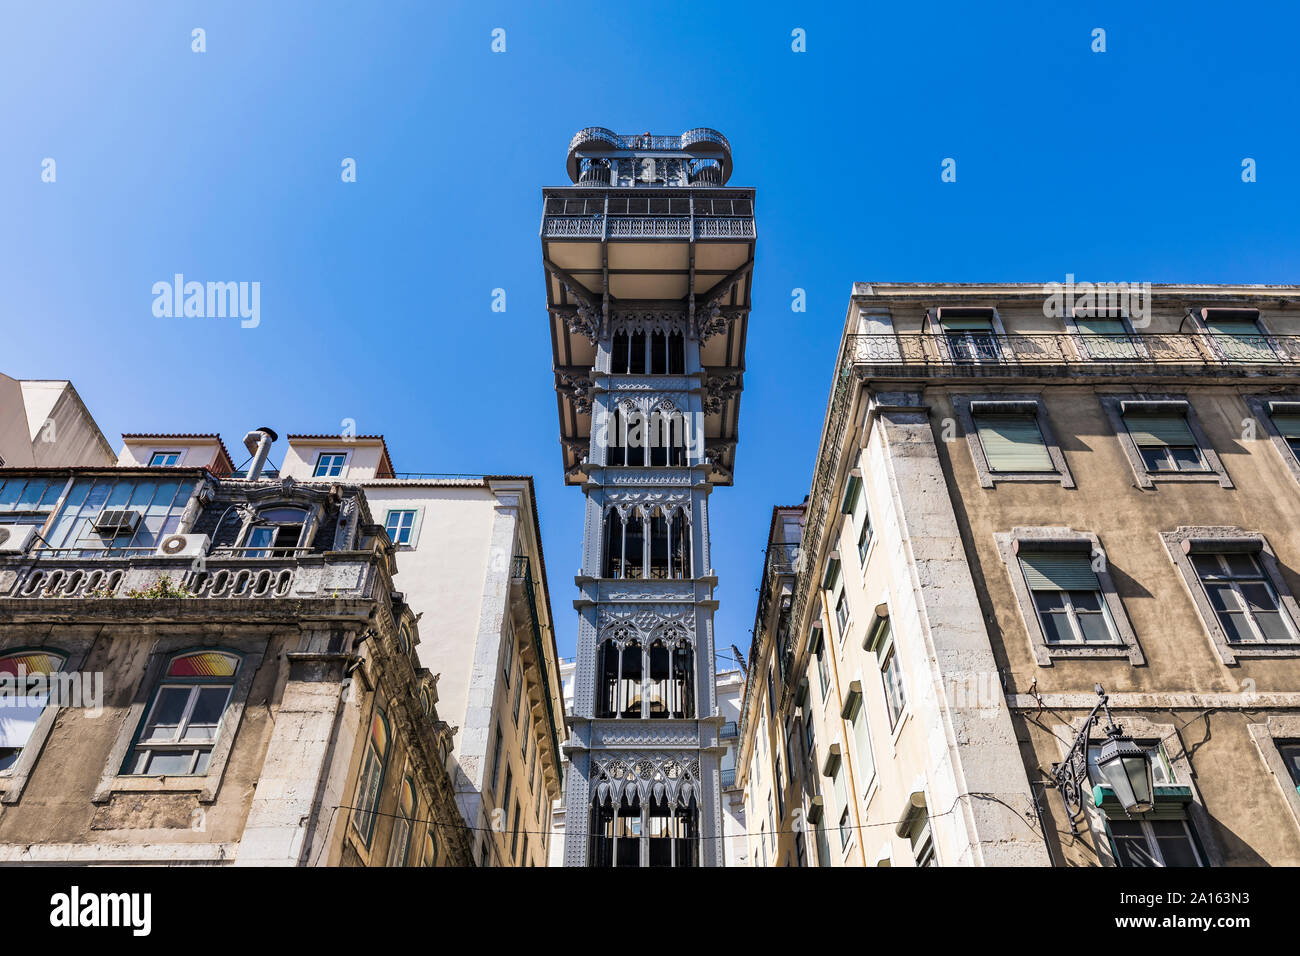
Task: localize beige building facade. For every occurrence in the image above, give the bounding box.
[276,436,566,867]
[0,374,115,469]
[741,282,1300,867]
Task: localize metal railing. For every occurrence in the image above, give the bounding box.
[844,332,1300,371]
[542,214,755,241]
[388,472,486,481]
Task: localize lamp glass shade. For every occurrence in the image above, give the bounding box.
[1098,735,1155,813]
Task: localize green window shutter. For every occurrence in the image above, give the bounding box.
[1123,412,1195,447]
[822,557,841,591]
[1019,552,1099,591]
[1206,319,1274,361]
[1272,415,1300,440]
[841,476,862,515]
[1077,318,1140,360]
[1205,319,1261,336]
[974,414,1053,472]
[1076,318,1126,336]
[941,318,992,331]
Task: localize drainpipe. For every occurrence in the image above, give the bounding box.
[243,426,278,480]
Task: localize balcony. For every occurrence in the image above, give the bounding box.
[756,542,801,626]
[845,332,1300,380]
[541,213,754,241]
[0,550,381,602]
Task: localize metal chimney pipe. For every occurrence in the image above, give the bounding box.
[242,426,278,480]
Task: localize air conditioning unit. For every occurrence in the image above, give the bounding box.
[93,509,141,536]
[155,533,210,558]
[0,525,37,554]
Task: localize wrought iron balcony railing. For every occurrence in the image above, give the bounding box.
[845,332,1300,373]
[542,214,755,241]
[756,542,801,627]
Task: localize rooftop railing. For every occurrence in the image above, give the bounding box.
[845,331,1300,373]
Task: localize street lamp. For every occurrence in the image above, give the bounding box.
[1050,684,1154,835]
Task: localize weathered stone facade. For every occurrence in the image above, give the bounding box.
[742,283,1300,867]
[0,468,471,866]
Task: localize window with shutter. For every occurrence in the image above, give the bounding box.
[1122,411,1206,472]
[1206,318,1276,362]
[1018,552,1118,644]
[940,316,998,362]
[974,414,1054,472]
[1272,414,1300,459]
[1076,317,1140,360]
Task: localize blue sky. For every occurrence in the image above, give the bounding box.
[2,2,1297,662]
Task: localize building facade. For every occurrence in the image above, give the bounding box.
[0,374,115,469]
[740,282,1300,867]
[715,665,748,866]
[0,456,472,866]
[541,128,755,866]
[274,435,566,868]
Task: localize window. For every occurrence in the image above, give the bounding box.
[774,758,785,819]
[1075,316,1141,360]
[421,831,438,867]
[1202,308,1277,363]
[352,710,390,846]
[857,518,872,565]
[1192,551,1296,644]
[148,451,182,467]
[646,505,691,579]
[842,685,875,793]
[1123,409,1207,472]
[610,330,686,375]
[973,411,1054,473]
[502,767,513,835]
[0,650,67,773]
[1276,412,1300,461]
[313,452,346,477]
[834,590,849,637]
[384,509,417,545]
[0,476,67,528]
[603,508,645,579]
[387,778,416,866]
[511,673,523,726]
[1087,741,1174,788]
[43,476,197,553]
[1107,819,1204,867]
[812,628,829,696]
[939,313,998,362]
[502,624,515,685]
[1106,397,1230,489]
[957,397,1074,488]
[1278,743,1300,791]
[837,804,851,848]
[867,617,906,731]
[840,476,862,517]
[491,724,504,790]
[912,821,936,866]
[125,651,239,776]
[242,506,307,558]
[511,798,522,861]
[1018,552,1119,644]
